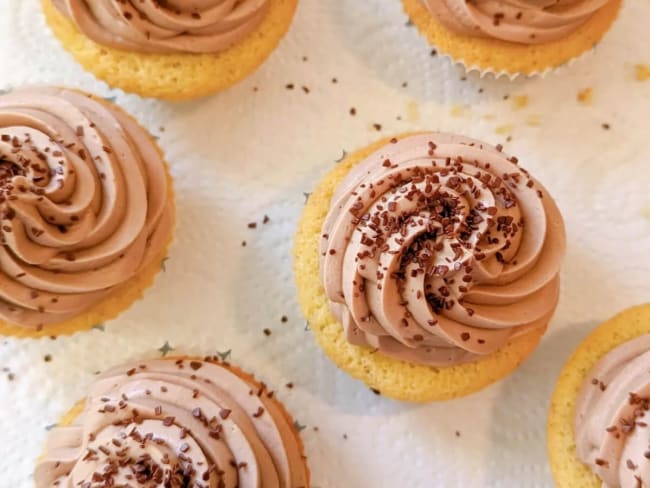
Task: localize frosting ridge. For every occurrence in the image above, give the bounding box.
[575,335,650,488]
[422,0,612,44]
[0,86,172,330]
[52,0,271,54]
[320,133,565,366]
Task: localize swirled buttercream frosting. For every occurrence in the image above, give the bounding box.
[320,133,565,366]
[422,0,612,44]
[35,358,310,487]
[0,86,173,330]
[52,0,271,54]
[575,335,650,488]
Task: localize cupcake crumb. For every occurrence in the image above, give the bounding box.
[372,123,382,131]
[577,88,594,104]
[247,222,257,229]
[512,95,529,110]
[349,107,356,116]
[263,328,271,336]
[301,86,310,94]
[281,315,288,323]
[635,64,650,81]
[44,354,52,362]
[285,83,295,90]
[602,123,611,130]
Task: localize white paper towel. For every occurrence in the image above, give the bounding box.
[0,1,649,486]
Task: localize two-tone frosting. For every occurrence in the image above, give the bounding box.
[320,133,565,366]
[52,0,270,54]
[35,358,310,487]
[575,335,650,487]
[422,0,612,44]
[0,87,173,330]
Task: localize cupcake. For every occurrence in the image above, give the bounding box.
[294,133,566,402]
[402,0,623,77]
[548,304,650,487]
[35,357,310,487]
[0,86,174,338]
[42,0,298,100]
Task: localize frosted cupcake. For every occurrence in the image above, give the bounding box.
[549,304,650,487]
[0,86,174,338]
[42,0,298,100]
[294,133,566,402]
[402,0,623,77]
[36,357,310,487]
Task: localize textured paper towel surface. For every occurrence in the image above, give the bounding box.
[0,1,649,487]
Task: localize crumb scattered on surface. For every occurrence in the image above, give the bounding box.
[241,241,247,247]
[247,222,257,229]
[512,95,529,110]
[455,430,461,437]
[262,215,270,224]
[602,123,611,130]
[285,83,295,90]
[331,77,338,84]
[450,105,465,117]
[372,123,382,131]
[44,354,52,362]
[635,64,650,81]
[263,328,271,336]
[301,86,310,94]
[526,115,542,127]
[281,316,288,323]
[286,382,294,389]
[496,124,514,135]
[577,87,594,104]
[349,107,356,116]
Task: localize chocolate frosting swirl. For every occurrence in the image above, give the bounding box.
[0,87,172,330]
[35,359,309,488]
[422,0,611,44]
[575,335,650,487]
[52,0,270,54]
[320,133,565,366]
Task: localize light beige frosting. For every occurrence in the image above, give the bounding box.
[320,133,565,366]
[422,0,611,44]
[575,335,650,488]
[0,86,172,330]
[52,0,270,54]
[35,359,310,488]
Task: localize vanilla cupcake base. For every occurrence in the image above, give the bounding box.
[42,0,298,101]
[548,304,650,487]
[46,357,310,486]
[402,0,623,77]
[293,134,547,402]
[0,94,175,339]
